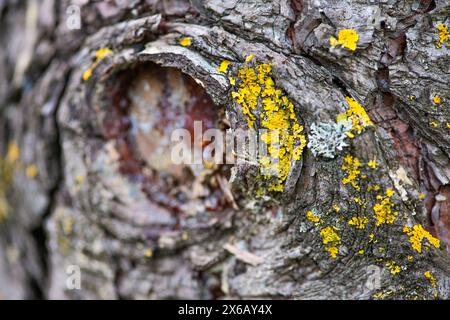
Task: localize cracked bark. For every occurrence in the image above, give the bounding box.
[0,0,449,299]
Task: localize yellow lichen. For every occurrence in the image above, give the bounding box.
[6,142,20,162]
[25,164,38,178]
[332,204,341,212]
[320,226,341,258]
[330,29,359,51]
[348,216,369,229]
[144,248,153,258]
[373,188,398,226]
[95,47,113,60]
[367,159,378,169]
[326,246,339,259]
[385,261,401,275]
[373,290,394,300]
[83,47,113,81]
[0,195,9,223]
[245,54,254,62]
[424,271,437,288]
[82,69,92,81]
[403,224,440,253]
[231,59,306,192]
[75,175,85,186]
[367,184,381,192]
[372,292,383,299]
[338,97,373,136]
[307,210,322,224]
[342,154,362,191]
[178,37,192,47]
[61,216,74,235]
[217,60,230,73]
[435,23,449,48]
[0,142,21,223]
[329,36,339,47]
[433,95,441,104]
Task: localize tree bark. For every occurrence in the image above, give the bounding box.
[0,0,450,299]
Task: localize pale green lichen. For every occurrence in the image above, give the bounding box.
[307,120,351,158]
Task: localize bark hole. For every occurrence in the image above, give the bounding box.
[102,63,237,229]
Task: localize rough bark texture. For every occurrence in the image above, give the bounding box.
[1,0,450,300]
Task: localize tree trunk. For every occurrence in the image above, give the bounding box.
[1,0,450,300]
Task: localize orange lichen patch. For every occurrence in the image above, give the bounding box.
[83,47,113,81]
[403,224,440,253]
[330,29,359,51]
[373,188,398,226]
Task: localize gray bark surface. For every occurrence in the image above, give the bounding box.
[0,0,449,299]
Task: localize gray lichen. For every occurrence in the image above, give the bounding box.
[307,121,352,158]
